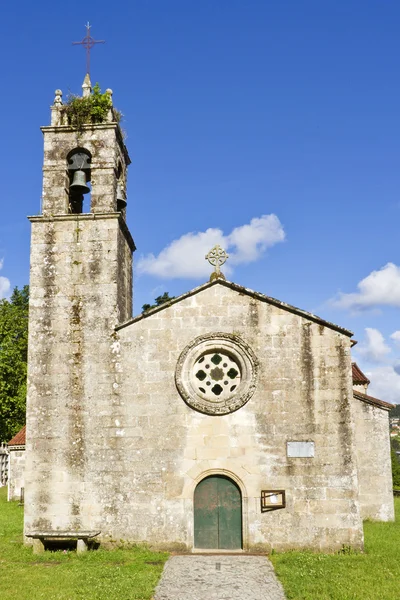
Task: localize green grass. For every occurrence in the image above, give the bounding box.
[0,487,168,600]
[271,498,400,600]
[2,488,399,600]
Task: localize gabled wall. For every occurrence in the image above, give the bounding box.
[8,447,25,502]
[353,398,394,521]
[103,282,363,551]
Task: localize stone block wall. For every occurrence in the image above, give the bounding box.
[24,213,133,535]
[8,449,25,502]
[41,124,129,215]
[99,282,363,552]
[353,398,394,521]
[24,85,392,553]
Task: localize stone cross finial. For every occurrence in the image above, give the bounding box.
[54,89,63,105]
[51,90,64,125]
[205,245,229,281]
[82,73,92,98]
[105,89,114,121]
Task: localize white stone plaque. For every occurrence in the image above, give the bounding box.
[287,441,315,458]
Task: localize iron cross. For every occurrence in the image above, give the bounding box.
[73,23,105,76]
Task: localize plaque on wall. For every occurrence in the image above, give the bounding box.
[287,441,315,458]
[261,490,286,512]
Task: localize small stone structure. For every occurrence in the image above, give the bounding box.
[353,387,394,520]
[7,427,25,501]
[23,77,394,553]
[26,530,100,554]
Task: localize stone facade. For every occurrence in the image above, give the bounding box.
[8,448,25,502]
[113,282,363,551]
[353,392,394,521]
[24,81,394,553]
[25,82,134,537]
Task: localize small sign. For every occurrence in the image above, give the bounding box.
[261,490,286,512]
[287,441,315,458]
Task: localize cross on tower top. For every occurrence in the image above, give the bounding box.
[72,22,105,76]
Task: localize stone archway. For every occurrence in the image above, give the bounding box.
[194,475,242,549]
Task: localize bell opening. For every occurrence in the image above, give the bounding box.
[69,189,92,214]
[68,172,92,214]
[67,148,92,214]
[116,182,127,213]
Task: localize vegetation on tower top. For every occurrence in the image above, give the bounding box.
[62,83,122,130]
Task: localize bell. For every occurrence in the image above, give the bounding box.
[117,184,127,210]
[70,170,90,195]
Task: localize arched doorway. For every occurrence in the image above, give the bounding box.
[194,475,242,549]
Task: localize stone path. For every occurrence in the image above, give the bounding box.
[154,555,287,600]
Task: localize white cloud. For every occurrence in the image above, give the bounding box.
[227,215,285,264]
[354,328,400,404]
[332,263,400,311]
[366,365,400,405]
[356,328,391,363]
[0,259,10,299]
[137,214,285,279]
[390,331,400,346]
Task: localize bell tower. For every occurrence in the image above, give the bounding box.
[24,77,135,535]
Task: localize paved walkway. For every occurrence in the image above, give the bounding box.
[154,555,287,600]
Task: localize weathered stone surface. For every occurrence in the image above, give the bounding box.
[25,115,134,538]
[24,87,393,554]
[8,449,25,501]
[41,123,130,216]
[105,283,362,551]
[353,398,394,521]
[25,271,367,550]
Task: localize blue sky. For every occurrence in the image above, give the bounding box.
[0,1,399,402]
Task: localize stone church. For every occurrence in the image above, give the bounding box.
[24,78,394,553]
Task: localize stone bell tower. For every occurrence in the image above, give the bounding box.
[24,77,135,535]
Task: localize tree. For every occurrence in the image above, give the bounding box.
[142,292,175,313]
[389,404,400,418]
[391,446,400,489]
[0,286,29,442]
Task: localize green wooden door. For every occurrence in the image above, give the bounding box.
[194,476,242,549]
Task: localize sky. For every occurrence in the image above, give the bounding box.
[0,1,399,403]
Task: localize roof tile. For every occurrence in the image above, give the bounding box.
[8,425,26,446]
[353,390,393,411]
[352,362,370,385]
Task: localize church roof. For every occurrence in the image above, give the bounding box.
[353,390,393,411]
[8,426,26,447]
[117,278,353,337]
[352,362,370,385]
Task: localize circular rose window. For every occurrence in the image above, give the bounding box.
[175,333,258,415]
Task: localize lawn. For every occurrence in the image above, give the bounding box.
[0,487,168,600]
[271,497,400,600]
[1,488,399,600]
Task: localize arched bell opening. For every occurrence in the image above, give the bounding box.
[194,474,243,550]
[67,148,92,214]
[116,161,127,215]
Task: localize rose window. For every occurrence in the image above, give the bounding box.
[194,352,241,401]
[175,333,258,415]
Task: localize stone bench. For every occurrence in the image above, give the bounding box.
[26,530,101,554]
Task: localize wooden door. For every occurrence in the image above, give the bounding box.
[194,475,242,549]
